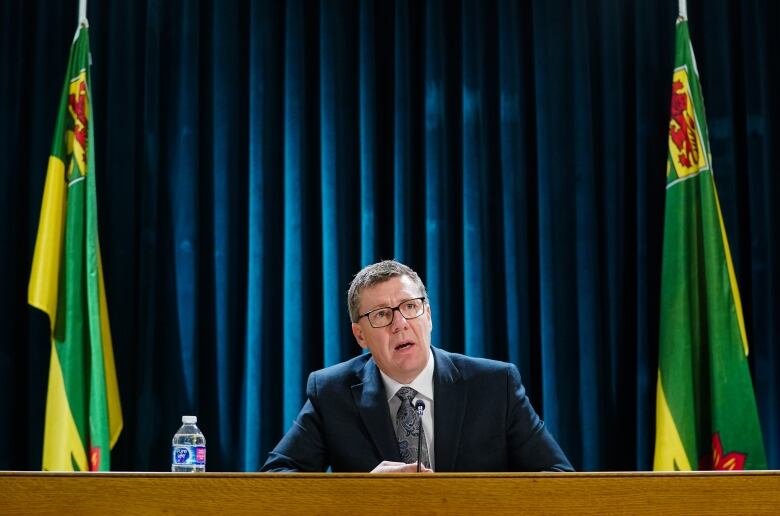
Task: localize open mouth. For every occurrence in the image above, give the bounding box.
[395,341,414,351]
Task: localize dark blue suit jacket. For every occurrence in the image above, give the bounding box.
[261,347,573,472]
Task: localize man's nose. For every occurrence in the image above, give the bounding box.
[389,307,408,332]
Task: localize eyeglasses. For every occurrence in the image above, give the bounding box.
[358,297,426,328]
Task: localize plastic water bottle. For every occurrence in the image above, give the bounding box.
[171,415,206,472]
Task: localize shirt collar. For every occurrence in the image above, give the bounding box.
[379,348,435,402]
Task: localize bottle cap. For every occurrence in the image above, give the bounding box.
[182,415,197,424]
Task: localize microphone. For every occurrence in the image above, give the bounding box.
[414,400,426,472]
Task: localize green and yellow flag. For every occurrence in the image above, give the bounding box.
[654,16,766,471]
[28,24,122,471]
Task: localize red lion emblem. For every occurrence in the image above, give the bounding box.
[669,79,700,169]
[68,79,89,171]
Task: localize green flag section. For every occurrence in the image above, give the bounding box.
[654,17,766,471]
[28,25,122,471]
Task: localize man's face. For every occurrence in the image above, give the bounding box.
[351,275,433,384]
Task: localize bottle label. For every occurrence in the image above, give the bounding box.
[172,446,206,465]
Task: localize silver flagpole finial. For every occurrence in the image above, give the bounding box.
[678,0,688,19]
[78,0,88,25]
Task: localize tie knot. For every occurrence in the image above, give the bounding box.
[396,386,417,402]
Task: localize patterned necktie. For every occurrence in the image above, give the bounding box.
[394,386,430,468]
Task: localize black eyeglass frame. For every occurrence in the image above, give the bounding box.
[357,296,427,328]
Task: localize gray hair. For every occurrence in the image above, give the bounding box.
[347,260,429,323]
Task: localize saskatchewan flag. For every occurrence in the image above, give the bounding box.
[654,16,766,471]
[28,25,122,471]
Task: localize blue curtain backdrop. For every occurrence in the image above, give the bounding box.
[1,0,778,472]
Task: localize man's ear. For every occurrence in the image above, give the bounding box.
[352,323,368,350]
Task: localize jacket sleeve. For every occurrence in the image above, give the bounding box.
[505,364,575,472]
[260,372,328,472]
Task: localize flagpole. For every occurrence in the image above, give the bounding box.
[79,0,87,26]
[678,0,687,19]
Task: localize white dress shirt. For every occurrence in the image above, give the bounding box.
[379,348,435,470]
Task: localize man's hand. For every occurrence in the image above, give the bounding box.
[370,461,433,473]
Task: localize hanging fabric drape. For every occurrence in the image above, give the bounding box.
[2,0,778,473]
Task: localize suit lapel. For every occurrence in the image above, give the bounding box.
[351,358,401,463]
[432,348,466,472]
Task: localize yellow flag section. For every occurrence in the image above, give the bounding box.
[28,25,122,471]
[654,374,692,471]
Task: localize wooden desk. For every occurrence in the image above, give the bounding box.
[1,471,779,514]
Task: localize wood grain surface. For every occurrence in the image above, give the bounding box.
[1,471,778,515]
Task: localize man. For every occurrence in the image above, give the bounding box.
[261,260,573,472]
